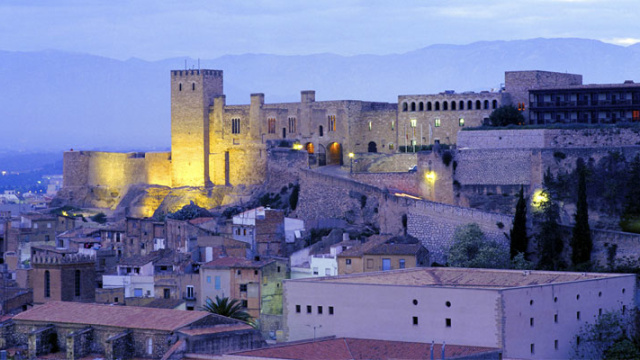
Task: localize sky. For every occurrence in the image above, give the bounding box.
[1,0,640,60]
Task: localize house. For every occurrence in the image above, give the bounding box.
[201,257,289,338]
[283,267,635,359]
[152,251,201,310]
[124,217,165,257]
[15,213,76,262]
[102,252,159,298]
[165,217,220,254]
[337,235,429,275]
[222,337,501,360]
[232,207,304,257]
[9,301,265,359]
[31,254,95,304]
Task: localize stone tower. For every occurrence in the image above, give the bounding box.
[170,69,223,188]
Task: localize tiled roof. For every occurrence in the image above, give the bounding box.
[229,337,499,360]
[365,243,425,256]
[291,267,629,289]
[179,323,253,336]
[118,252,162,266]
[12,302,209,331]
[202,257,275,269]
[58,227,100,238]
[337,237,386,257]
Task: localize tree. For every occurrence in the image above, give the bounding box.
[535,172,566,270]
[201,296,252,323]
[488,105,525,127]
[620,154,640,233]
[448,223,510,269]
[289,183,300,210]
[510,186,529,260]
[571,158,592,267]
[166,201,212,220]
[90,212,107,224]
[573,309,639,359]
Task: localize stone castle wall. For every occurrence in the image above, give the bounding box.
[351,153,417,173]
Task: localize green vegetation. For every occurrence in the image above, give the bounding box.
[201,296,252,323]
[166,201,212,220]
[509,186,529,260]
[571,158,592,267]
[620,155,640,233]
[448,223,510,269]
[535,169,566,270]
[573,309,640,360]
[488,105,525,127]
[90,212,107,224]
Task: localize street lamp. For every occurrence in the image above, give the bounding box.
[305,324,322,341]
[348,152,354,174]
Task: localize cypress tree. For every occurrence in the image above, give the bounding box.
[620,154,640,233]
[571,158,592,266]
[510,186,528,259]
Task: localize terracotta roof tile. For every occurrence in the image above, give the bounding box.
[230,337,499,359]
[202,257,275,269]
[12,302,209,331]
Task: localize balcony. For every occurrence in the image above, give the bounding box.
[182,290,197,301]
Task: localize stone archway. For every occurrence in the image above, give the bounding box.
[327,142,342,165]
[368,141,377,153]
[317,144,327,166]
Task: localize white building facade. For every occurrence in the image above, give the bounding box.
[283,267,635,360]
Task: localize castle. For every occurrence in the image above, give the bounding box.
[61,68,640,215]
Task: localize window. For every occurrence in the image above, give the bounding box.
[411,102,416,111]
[328,115,336,132]
[530,317,534,327]
[75,269,81,297]
[277,266,281,272]
[186,285,194,299]
[391,121,395,131]
[268,118,276,134]
[599,308,603,316]
[318,306,323,314]
[44,270,50,298]
[399,259,405,269]
[346,259,352,265]
[402,102,408,112]
[296,305,301,313]
[307,305,312,314]
[47,222,52,228]
[45,235,50,242]
[435,102,440,111]
[237,269,241,275]
[443,101,448,111]
[319,125,324,137]
[410,119,417,127]
[164,288,170,299]
[192,82,196,91]
[555,339,559,350]
[413,316,419,325]
[530,343,535,355]
[484,100,489,109]
[435,118,441,127]
[231,118,241,134]
[329,306,334,315]
[114,297,119,303]
[368,121,372,131]
[577,311,580,320]
[419,102,424,111]
[33,223,38,229]
[240,284,247,292]
[254,269,258,275]
[288,117,297,133]
[147,338,153,355]
[459,101,464,110]
[215,276,221,290]
[554,314,558,323]
[459,118,465,127]
[313,267,319,275]
[325,268,331,276]
[134,288,143,297]
[179,83,182,91]
[206,276,211,283]
[446,318,451,327]
[242,300,248,308]
[366,259,373,269]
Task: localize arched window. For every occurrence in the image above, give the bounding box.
[368,142,377,153]
[418,102,424,111]
[427,102,432,111]
[435,102,440,111]
[402,102,408,112]
[411,102,416,112]
[459,101,464,110]
[467,100,473,110]
[75,270,81,297]
[484,100,489,109]
[45,270,50,298]
[476,100,481,110]
[492,100,498,109]
[443,101,448,111]
[451,101,456,110]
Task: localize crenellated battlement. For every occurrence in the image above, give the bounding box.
[171,69,222,77]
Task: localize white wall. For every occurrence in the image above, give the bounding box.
[200,268,231,304]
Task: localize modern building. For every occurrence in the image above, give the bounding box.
[283,267,635,360]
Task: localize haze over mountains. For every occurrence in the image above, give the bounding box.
[2,38,640,153]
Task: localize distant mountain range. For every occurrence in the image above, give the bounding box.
[2,38,640,152]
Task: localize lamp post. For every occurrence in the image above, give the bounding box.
[348,152,354,174]
[305,324,322,341]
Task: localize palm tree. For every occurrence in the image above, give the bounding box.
[201,295,252,323]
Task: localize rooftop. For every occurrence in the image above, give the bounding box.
[289,267,630,289]
[227,337,499,360]
[12,301,210,331]
[202,257,277,269]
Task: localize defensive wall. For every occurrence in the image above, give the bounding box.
[349,172,420,196]
[296,169,513,264]
[350,152,416,173]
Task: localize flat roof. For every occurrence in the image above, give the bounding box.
[12,301,210,331]
[287,267,631,289]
